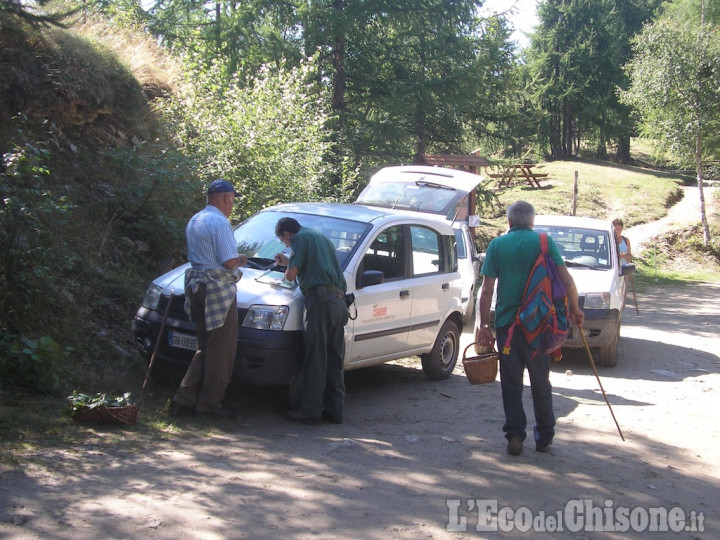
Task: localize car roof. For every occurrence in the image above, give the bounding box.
[534,214,613,231]
[260,202,457,235]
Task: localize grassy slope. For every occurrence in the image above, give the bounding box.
[476,159,719,283]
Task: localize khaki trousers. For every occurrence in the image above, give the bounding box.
[174,283,237,413]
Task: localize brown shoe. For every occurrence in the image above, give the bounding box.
[507,435,523,456]
[285,409,321,425]
[169,400,195,417]
[322,411,343,424]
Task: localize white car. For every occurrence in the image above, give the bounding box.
[134,201,466,389]
[355,166,483,323]
[486,215,635,366]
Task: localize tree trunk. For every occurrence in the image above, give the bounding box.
[328,0,346,187]
[414,34,427,158]
[696,4,711,246]
[696,125,711,246]
[616,135,631,163]
[331,30,345,114]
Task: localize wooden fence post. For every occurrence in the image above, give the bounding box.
[572,171,578,216]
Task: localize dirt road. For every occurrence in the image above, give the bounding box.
[1,275,718,538]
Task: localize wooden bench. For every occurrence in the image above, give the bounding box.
[488,163,548,188]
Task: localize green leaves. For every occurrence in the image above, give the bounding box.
[0,333,69,390]
[67,391,134,410]
[621,17,720,166]
[160,57,337,217]
[527,0,663,158]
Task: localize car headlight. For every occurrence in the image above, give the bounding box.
[141,283,163,310]
[583,292,610,310]
[242,305,289,330]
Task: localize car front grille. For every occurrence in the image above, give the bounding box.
[158,294,249,327]
[158,294,191,322]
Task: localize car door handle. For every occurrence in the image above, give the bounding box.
[399,290,410,297]
[441,283,450,290]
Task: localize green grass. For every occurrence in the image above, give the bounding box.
[0,389,228,472]
[0,380,289,468]
[475,157,719,283]
[633,234,720,284]
[480,158,687,225]
[476,157,688,244]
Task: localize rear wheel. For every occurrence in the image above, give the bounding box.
[421,320,460,380]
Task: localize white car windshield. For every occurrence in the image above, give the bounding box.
[357,180,464,219]
[234,211,371,270]
[534,225,613,269]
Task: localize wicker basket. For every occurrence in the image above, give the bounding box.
[72,404,138,425]
[462,342,498,385]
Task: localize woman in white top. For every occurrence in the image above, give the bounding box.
[612,218,632,264]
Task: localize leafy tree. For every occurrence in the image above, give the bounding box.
[621,12,719,245]
[1,0,74,29]
[139,0,520,172]
[159,57,346,217]
[526,0,662,160]
[313,0,517,165]
[145,0,303,82]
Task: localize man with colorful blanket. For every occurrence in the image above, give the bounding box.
[476,201,584,455]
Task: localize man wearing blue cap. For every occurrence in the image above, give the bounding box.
[170,179,247,420]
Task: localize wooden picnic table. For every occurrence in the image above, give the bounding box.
[488,163,548,188]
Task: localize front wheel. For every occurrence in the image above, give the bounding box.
[421,319,460,380]
[597,327,619,367]
[150,362,184,389]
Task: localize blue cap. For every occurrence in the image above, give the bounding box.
[207,179,240,196]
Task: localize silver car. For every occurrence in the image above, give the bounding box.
[134,201,466,389]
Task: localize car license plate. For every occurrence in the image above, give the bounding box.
[168,331,198,351]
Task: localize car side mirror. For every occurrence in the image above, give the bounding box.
[357,270,385,289]
[620,263,636,276]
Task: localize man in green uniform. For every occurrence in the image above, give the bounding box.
[274,217,348,424]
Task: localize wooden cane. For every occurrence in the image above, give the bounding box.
[630,275,639,315]
[578,325,625,441]
[136,293,174,409]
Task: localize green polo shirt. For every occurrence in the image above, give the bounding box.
[289,227,347,296]
[481,226,564,328]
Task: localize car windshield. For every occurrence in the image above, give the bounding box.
[357,181,466,219]
[534,225,613,269]
[233,211,372,270]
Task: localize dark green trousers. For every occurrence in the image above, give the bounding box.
[298,292,348,419]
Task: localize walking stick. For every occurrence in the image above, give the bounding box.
[136,293,174,409]
[630,275,639,315]
[578,325,625,441]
